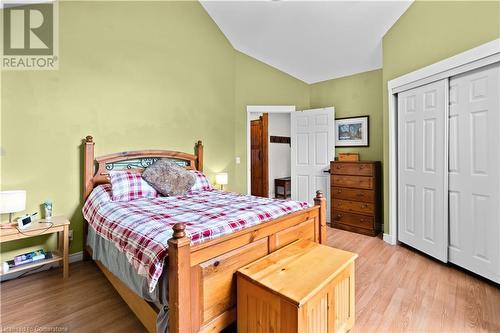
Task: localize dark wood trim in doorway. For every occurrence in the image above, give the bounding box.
[250,113,269,197]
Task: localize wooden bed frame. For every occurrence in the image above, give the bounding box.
[82,135,327,333]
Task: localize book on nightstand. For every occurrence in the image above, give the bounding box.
[2,249,52,273]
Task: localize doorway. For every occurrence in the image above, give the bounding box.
[246,105,335,212]
[247,106,295,198]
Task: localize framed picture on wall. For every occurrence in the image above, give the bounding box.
[335,116,369,147]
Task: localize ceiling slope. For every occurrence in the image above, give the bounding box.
[201,0,412,83]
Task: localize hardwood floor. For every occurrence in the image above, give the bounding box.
[0,260,147,332]
[329,229,500,333]
[1,228,499,332]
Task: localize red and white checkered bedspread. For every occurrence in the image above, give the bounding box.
[83,185,309,292]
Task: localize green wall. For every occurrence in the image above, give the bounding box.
[233,51,310,193]
[381,0,500,233]
[0,1,309,259]
[310,69,383,162]
[3,0,498,260]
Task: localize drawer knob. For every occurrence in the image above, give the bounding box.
[337,189,342,194]
[360,165,365,169]
[363,204,368,208]
[336,214,343,219]
[360,218,365,222]
[214,261,220,267]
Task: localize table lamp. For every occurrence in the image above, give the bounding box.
[215,173,228,190]
[0,190,26,223]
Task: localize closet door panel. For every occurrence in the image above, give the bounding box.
[448,63,500,283]
[398,79,448,262]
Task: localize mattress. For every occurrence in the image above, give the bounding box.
[83,184,308,292]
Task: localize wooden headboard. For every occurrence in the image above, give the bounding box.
[83,135,204,200]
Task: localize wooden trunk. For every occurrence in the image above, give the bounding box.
[236,240,357,333]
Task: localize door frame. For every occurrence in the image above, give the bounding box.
[246,105,296,195]
[386,38,500,245]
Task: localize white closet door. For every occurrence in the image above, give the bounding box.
[448,63,500,283]
[398,79,448,262]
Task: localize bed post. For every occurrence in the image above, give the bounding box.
[314,190,327,244]
[84,136,95,200]
[83,135,95,260]
[195,140,203,172]
[168,223,191,333]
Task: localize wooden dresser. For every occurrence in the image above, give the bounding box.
[331,161,381,236]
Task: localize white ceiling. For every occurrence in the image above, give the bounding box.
[201,0,413,84]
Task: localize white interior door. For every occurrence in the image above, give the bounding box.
[291,107,335,221]
[448,63,500,283]
[397,79,448,262]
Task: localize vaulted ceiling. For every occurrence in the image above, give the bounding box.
[201,0,413,84]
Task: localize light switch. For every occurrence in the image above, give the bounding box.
[235,157,241,164]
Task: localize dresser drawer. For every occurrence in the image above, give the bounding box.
[331,187,375,203]
[333,199,374,215]
[331,162,374,176]
[331,211,373,230]
[332,175,373,189]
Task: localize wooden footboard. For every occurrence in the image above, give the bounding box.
[168,191,327,333]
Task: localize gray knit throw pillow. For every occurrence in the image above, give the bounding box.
[142,159,195,196]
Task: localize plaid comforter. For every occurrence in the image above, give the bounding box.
[83,185,309,292]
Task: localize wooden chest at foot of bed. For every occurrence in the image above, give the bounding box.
[236,240,358,333]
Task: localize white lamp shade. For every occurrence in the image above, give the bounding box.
[0,190,26,214]
[215,173,228,185]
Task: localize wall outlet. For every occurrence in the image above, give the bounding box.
[69,230,73,241]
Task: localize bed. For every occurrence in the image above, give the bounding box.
[82,135,327,333]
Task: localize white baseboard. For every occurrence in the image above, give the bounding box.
[383,233,397,245]
[1,251,83,282]
[69,251,83,263]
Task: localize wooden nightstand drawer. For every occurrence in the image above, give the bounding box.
[331,187,375,203]
[330,162,374,176]
[332,211,373,230]
[332,175,373,189]
[333,199,374,215]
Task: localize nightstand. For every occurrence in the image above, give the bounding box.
[274,177,291,199]
[0,216,70,279]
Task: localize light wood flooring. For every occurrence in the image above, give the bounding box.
[1,228,499,332]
